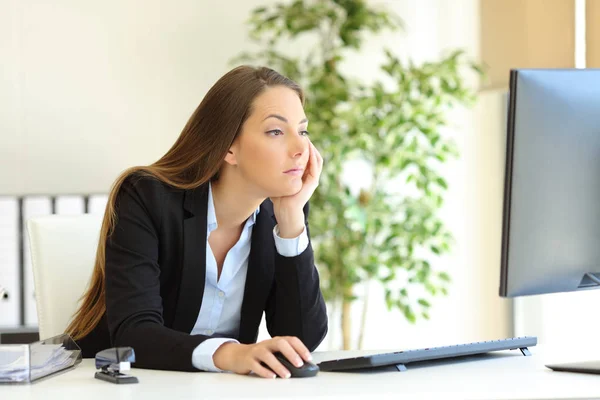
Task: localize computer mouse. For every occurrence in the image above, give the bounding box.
[260,352,319,378]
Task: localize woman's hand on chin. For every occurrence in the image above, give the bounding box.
[270,140,323,238]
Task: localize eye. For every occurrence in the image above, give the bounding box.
[266,129,283,136]
[300,130,310,136]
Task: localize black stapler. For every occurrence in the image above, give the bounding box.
[94,347,139,384]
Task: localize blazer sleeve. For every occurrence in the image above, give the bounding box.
[104,175,208,371]
[264,201,328,351]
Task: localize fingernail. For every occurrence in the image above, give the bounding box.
[296,358,304,367]
[306,353,313,361]
[272,374,277,379]
[285,372,291,379]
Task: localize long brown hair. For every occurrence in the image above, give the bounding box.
[66,65,304,340]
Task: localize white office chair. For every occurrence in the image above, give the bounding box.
[27,214,103,340]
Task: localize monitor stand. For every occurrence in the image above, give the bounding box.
[545,361,600,375]
[546,272,600,375]
[578,272,600,288]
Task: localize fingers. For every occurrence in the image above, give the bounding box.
[245,337,313,379]
[270,337,305,369]
[285,336,313,363]
[251,360,278,379]
[311,140,323,170]
[308,141,323,177]
[304,141,322,190]
[315,145,323,171]
[257,351,290,379]
[309,142,318,177]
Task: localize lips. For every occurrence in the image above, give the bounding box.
[284,168,304,176]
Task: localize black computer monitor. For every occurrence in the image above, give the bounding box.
[500,68,600,298]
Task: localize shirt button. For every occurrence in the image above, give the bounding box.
[206,329,213,335]
[218,291,225,298]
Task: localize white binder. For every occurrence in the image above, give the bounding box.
[88,194,109,215]
[0,197,20,328]
[55,196,84,215]
[22,197,52,327]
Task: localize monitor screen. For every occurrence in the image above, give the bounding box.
[500,69,600,297]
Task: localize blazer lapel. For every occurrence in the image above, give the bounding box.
[172,183,209,333]
[238,200,277,344]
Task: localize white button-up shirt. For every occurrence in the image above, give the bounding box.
[191,182,309,371]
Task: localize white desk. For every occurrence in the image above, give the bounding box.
[3,346,600,400]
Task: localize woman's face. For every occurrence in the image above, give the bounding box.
[227,85,310,198]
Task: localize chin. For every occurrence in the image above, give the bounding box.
[270,187,301,198]
[264,180,302,198]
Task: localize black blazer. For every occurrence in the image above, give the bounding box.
[76,174,328,371]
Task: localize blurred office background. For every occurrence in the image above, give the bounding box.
[1,0,599,350]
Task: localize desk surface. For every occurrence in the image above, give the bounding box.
[3,346,600,400]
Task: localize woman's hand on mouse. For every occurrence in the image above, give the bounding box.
[270,139,323,239]
[213,336,312,379]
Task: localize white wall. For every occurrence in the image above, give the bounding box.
[0,0,266,195]
[1,0,513,350]
[514,290,600,347]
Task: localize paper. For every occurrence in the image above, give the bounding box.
[0,339,79,383]
[0,197,19,327]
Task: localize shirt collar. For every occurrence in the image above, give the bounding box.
[207,181,260,234]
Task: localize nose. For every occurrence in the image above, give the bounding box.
[289,134,307,158]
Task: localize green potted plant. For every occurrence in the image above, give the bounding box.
[233,0,483,350]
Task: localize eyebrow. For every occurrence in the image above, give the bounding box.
[262,114,308,124]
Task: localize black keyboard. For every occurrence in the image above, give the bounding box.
[317,336,537,372]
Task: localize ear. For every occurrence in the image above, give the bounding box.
[223,146,238,166]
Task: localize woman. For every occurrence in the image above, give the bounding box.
[66,65,328,379]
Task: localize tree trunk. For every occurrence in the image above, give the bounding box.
[341,286,353,350]
[357,280,370,350]
[328,298,338,350]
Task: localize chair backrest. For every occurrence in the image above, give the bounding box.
[27,214,103,340]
